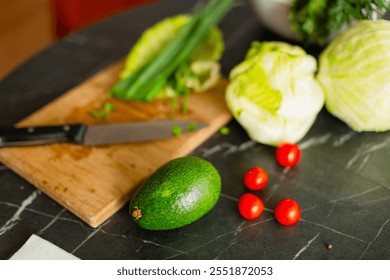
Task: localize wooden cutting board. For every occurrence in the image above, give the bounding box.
[0,61,232,228]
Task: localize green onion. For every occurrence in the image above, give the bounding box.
[171,125,183,136]
[91,102,116,121]
[187,122,198,132]
[109,0,235,102]
[219,126,230,136]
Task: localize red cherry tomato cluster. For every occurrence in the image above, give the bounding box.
[237,142,302,226]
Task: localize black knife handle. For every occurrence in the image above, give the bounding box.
[0,124,87,147]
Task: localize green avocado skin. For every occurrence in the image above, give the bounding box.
[130,156,221,230]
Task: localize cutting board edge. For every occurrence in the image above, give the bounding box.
[0,152,100,227]
[87,189,136,228]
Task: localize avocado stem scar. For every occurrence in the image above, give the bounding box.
[132,207,142,220]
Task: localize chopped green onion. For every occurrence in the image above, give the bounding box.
[91,102,116,121]
[109,0,235,102]
[187,122,198,132]
[171,125,183,136]
[219,126,230,136]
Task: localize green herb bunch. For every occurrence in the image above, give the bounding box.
[290,0,390,45]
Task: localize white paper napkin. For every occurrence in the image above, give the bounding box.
[10,234,79,260]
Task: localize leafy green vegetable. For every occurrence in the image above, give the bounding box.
[226,41,324,146]
[290,0,390,45]
[120,15,189,80]
[119,14,223,83]
[317,20,390,132]
[110,0,234,107]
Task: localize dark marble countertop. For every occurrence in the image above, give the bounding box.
[1,0,389,260]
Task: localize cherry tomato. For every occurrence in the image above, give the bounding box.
[276,143,301,167]
[274,198,301,226]
[243,167,269,191]
[238,193,264,220]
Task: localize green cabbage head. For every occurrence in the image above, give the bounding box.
[317,20,390,132]
[226,41,324,146]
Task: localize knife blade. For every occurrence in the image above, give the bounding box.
[0,120,208,147]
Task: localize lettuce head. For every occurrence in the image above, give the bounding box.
[317,20,390,132]
[226,41,324,146]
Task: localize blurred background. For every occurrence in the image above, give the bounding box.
[0,0,154,79]
[2,0,388,79]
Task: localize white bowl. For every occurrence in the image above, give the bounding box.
[248,0,296,40]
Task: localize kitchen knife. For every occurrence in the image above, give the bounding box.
[0,120,207,147]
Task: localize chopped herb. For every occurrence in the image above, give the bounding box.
[91,102,116,121]
[187,122,197,132]
[290,0,390,45]
[219,126,230,136]
[171,125,183,136]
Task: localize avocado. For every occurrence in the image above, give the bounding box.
[130,156,221,230]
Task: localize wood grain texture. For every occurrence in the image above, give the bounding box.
[0,61,231,227]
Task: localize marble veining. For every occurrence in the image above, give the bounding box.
[359,217,390,259]
[293,233,320,260]
[0,190,40,236]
